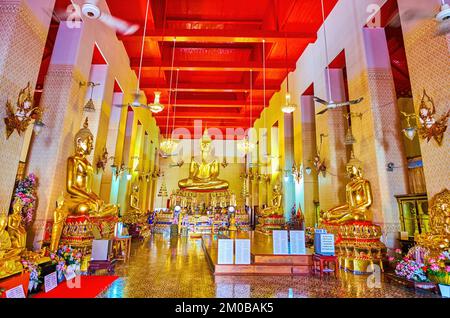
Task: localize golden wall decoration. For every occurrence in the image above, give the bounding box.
[4,82,42,139]
[418,90,449,146]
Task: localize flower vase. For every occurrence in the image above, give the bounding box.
[439,284,450,298]
[57,270,65,283]
[28,280,38,293]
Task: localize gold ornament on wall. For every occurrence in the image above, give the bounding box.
[96,147,110,173]
[417,90,449,146]
[400,90,449,145]
[4,82,44,139]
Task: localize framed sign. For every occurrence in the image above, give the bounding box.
[44,271,58,293]
[5,285,26,298]
[235,239,251,264]
[290,230,306,255]
[218,239,234,264]
[273,230,289,255]
[318,233,335,256]
[314,228,327,253]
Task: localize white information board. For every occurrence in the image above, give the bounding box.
[218,239,234,264]
[318,233,335,256]
[273,230,289,255]
[290,230,306,255]
[44,271,58,293]
[5,285,26,298]
[235,239,251,264]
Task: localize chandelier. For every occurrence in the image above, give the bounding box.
[238,135,256,154]
[160,138,179,156]
[282,92,297,114]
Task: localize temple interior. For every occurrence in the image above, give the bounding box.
[0,0,449,300]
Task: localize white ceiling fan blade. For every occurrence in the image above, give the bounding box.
[436,20,450,36]
[99,13,140,35]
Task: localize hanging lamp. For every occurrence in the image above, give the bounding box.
[83,82,100,112]
[160,40,179,157]
[281,35,297,114]
[238,70,256,154]
[148,0,168,113]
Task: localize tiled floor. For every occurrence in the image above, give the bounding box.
[98,234,439,298]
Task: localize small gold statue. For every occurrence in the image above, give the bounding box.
[178,129,229,191]
[259,184,283,217]
[416,189,449,255]
[320,153,372,224]
[0,212,25,279]
[7,201,27,249]
[228,214,237,231]
[49,118,118,251]
[122,185,146,224]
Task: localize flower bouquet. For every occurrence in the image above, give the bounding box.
[395,257,429,282]
[388,248,403,269]
[13,173,38,229]
[424,251,450,297]
[54,246,83,279]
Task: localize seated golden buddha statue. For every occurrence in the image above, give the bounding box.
[259,185,283,217]
[50,118,118,251]
[178,129,229,191]
[320,153,372,225]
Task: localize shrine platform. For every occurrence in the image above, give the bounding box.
[201,231,314,276]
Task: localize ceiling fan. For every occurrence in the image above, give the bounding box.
[390,0,450,36]
[60,0,139,35]
[113,91,149,109]
[314,0,364,116]
[314,97,364,115]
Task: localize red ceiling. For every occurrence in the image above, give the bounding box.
[43,0,413,136]
[48,0,339,136]
[107,0,338,136]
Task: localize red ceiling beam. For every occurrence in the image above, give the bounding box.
[120,29,316,43]
[153,99,268,108]
[141,82,280,93]
[132,59,296,71]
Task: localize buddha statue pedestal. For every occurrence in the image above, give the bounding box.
[255,215,286,235]
[321,221,386,273]
[59,215,118,249]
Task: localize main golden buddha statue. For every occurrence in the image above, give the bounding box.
[50,118,118,251]
[320,153,372,225]
[178,129,229,191]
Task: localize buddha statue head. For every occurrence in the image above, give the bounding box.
[346,151,362,179]
[74,117,94,156]
[200,129,212,155]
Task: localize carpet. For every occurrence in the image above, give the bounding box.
[33,276,119,298]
